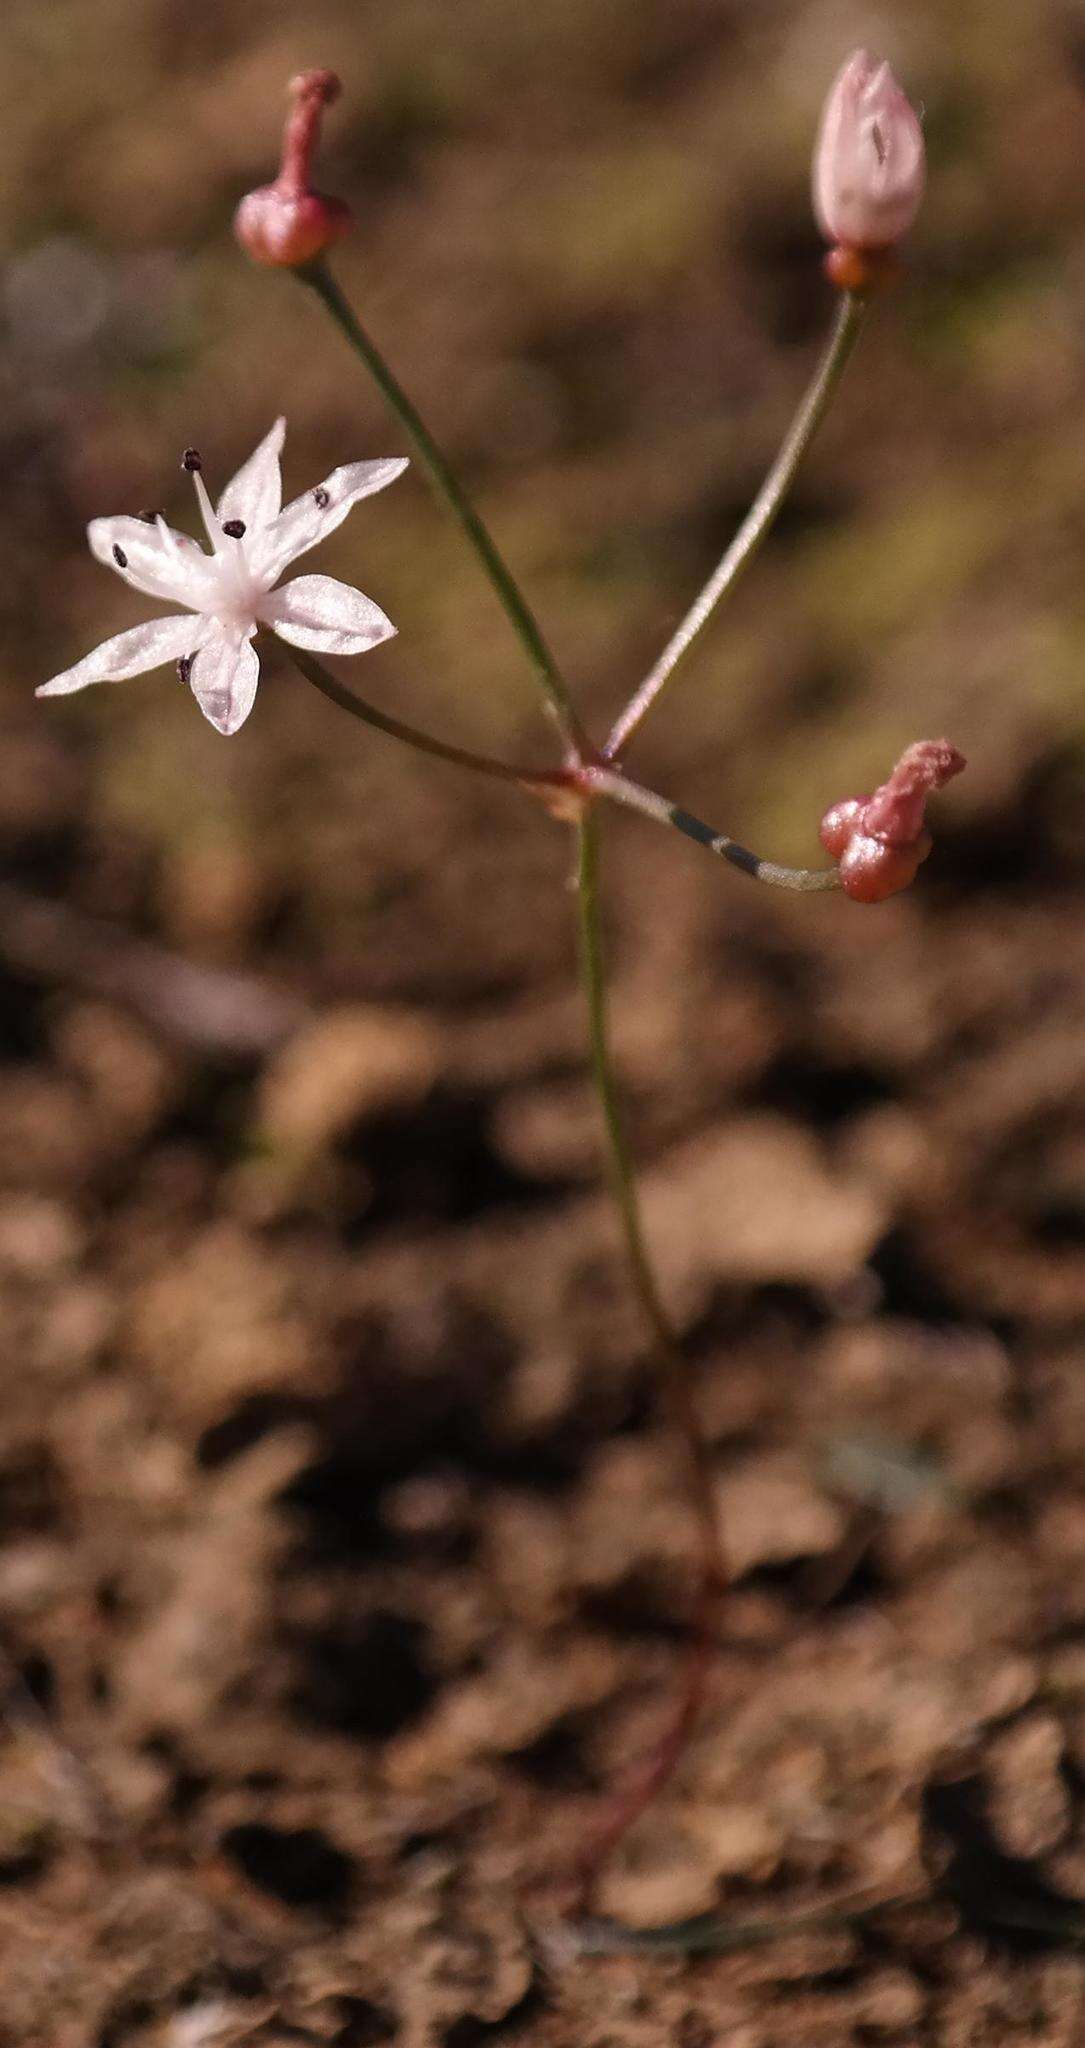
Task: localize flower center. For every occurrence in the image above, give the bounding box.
[181,447,274,623]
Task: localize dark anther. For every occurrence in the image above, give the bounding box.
[112,544,128,568]
[181,448,203,473]
[313,486,330,509]
[177,654,194,684]
[137,508,163,525]
[222,519,247,539]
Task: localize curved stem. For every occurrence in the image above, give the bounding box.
[284,647,839,887]
[573,809,727,1914]
[558,1884,924,1957]
[283,641,570,792]
[605,292,866,759]
[299,260,593,762]
[586,765,840,892]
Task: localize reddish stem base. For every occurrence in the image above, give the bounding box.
[570,1561,725,1915]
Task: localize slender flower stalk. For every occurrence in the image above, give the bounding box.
[281,640,571,793]
[585,764,840,892]
[286,645,846,886]
[573,809,727,1912]
[298,260,593,762]
[603,292,866,760]
[279,650,844,887]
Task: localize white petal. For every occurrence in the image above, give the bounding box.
[259,575,396,656]
[37,614,205,697]
[259,457,408,576]
[89,516,210,605]
[216,418,286,535]
[189,631,260,735]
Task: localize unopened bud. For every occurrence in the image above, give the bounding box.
[817,795,865,861]
[819,739,964,903]
[861,739,964,843]
[235,69,353,269]
[813,50,925,286]
[836,830,931,904]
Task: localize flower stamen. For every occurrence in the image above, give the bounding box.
[186,462,224,552]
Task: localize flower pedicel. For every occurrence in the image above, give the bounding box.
[37,422,407,734]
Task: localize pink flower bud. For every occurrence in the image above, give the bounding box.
[235,69,353,269]
[861,739,964,844]
[836,830,930,904]
[813,50,925,256]
[819,739,964,903]
[817,796,865,861]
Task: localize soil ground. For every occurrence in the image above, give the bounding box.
[4,2,1085,2042]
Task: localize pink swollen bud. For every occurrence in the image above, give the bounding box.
[817,796,865,861]
[813,50,925,256]
[861,739,964,844]
[819,739,964,903]
[235,69,353,268]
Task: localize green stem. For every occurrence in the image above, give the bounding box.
[282,641,570,792]
[284,643,838,889]
[577,810,676,1351]
[604,292,866,759]
[558,1886,922,1957]
[299,260,592,761]
[573,809,727,1911]
[586,765,840,892]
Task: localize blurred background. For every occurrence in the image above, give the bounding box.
[5,1,1085,2039]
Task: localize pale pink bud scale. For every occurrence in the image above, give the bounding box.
[813,50,925,253]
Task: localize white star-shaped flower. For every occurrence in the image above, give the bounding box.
[37,418,407,734]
